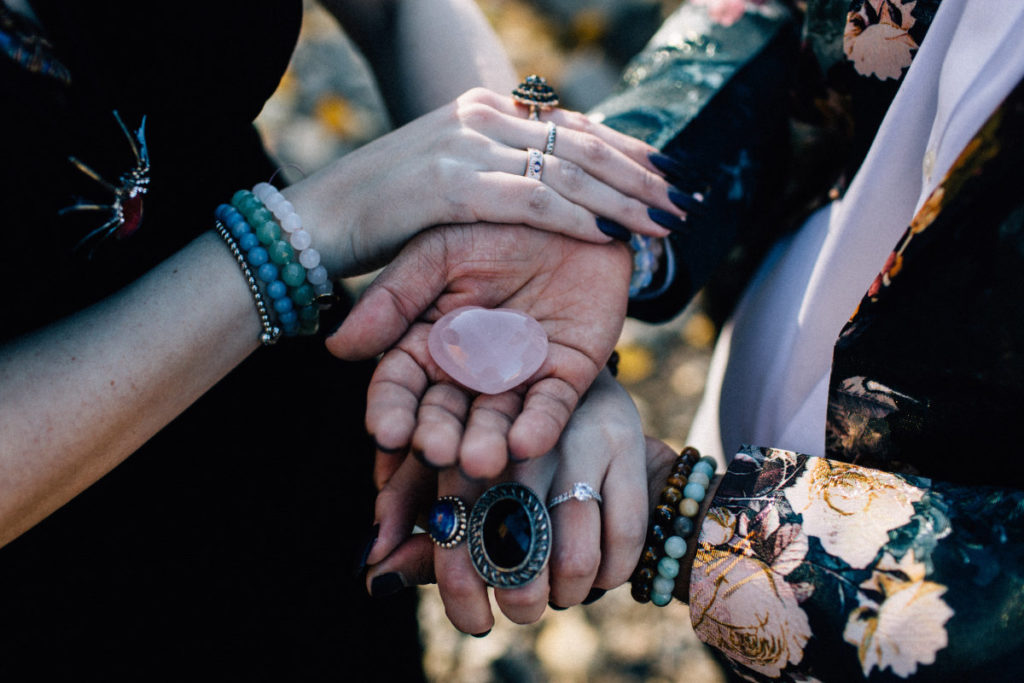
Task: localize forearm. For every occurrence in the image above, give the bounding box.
[394,0,516,118]
[320,0,516,124]
[0,231,259,547]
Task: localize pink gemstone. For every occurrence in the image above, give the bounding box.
[428,306,548,394]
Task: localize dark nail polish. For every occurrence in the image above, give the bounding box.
[354,524,379,576]
[648,208,689,235]
[375,439,407,455]
[411,448,441,470]
[370,572,407,598]
[548,601,568,611]
[649,152,689,180]
[668,188,704,215]
[596,216,630,242]
[471,629,492,638]
[582,588,606,605]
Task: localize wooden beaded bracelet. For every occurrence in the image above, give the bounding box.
[630,445,717,606]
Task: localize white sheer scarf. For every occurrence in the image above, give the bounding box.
[688,0,1024,465]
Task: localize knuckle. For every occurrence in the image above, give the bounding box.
[437,563,481,601]
[453,101,494,131]
[582,134,610,163]
[527,184,554,215]
[557,159,587,194]
[552,544,601,581]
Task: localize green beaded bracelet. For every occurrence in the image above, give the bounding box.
[630,446,717,606]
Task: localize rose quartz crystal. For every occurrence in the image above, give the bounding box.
[428,306,549,394]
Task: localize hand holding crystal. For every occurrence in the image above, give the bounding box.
[328,222,632,482]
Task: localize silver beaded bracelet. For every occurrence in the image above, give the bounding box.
[213,219,282,346]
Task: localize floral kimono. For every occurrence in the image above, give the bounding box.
[595,0,1024,679]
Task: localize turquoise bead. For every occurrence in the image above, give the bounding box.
[230,189,251,207]
[657,556,679,579]
[692,460,715,478]
[250,207,274,225]
[651,590,672,607]
[683,482,706,503]
[269,240,295,265]
[699,455,718,471]
[298,304,319,322]
[290,283,314,307]
[688,471,711,488]
[282,262,306,287]
[664,535,686,559]
[278,310,298,326]
[255,219,281,245]
[652,575,674,595]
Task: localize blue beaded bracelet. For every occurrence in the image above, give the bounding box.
[212,219,281,346]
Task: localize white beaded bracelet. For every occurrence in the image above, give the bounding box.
[252,182,335,304]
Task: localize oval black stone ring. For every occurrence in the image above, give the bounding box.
[467,482,552,589]
[428,496,468,549]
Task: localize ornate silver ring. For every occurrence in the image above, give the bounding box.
[543,121,557,155]
[467,482,551,588]
[547,482,603,509]
[524,147,544,180]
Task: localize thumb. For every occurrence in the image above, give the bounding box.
[325,234,449,360]
[366,534,437,597]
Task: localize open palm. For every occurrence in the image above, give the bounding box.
[327,222,632,481]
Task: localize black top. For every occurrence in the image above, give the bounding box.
[0,2,422,679]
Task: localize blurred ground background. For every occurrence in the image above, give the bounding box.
[255,1,724,680]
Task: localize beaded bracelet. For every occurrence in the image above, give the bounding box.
[630,445,717,606]
[215,203,297,334]
[227,189,325,336]
[251,182,335,306]
[213,219,281,346]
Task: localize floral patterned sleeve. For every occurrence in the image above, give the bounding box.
[689,446,1024,681]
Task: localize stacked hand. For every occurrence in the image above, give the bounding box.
[283,87,685,279]
[328,222,632,481]
[361,369,650,633]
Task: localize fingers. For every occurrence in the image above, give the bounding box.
[410,382,473,469]
[507,376,581,462]
[490,455,558,624]
[488,115,683,224]
[363,328,433,454]
[462,87,662,173]
[367,455,438,566]
[432,468,494,635]
[455,391,523,480]
[546,485,602,608]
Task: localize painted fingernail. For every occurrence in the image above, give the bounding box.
[649,152,688,179]
[374,439,406,455]
[354,523,379,576]
[582,588,606,605]
[472,629,492,638]
[411,448,441,470]
[548,601,568,611]
[596,216,630,242]
[648,207,689,235]
[668,188,704,215]
[370,572,408,598]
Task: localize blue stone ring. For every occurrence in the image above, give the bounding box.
[467,482,552,589]
[427,496,469,549]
